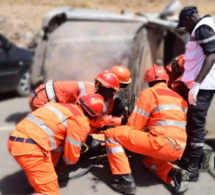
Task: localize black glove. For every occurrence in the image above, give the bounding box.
[121,117,128,125]
[111,97,126,117]
[90,139,103,152]
[86,135,102,152]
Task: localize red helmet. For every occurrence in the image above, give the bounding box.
[110,66,132,84]
[95,70,120,91]
[144,64,168,83]
[77,94,104,117]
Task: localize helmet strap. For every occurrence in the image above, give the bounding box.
[79,98,96,117]
[82,109,94,120]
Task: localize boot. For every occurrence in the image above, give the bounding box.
[198,144,212,170]
[179,145,201,181]
[168,168,189,194]
[111,174,136,194]
[177,156,189,170]
[186,156,200,181]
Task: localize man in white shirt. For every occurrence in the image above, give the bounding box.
[178,6,215,181]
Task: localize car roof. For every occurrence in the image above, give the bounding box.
[41,7,148,29]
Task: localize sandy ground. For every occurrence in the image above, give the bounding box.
[0,0,215,48]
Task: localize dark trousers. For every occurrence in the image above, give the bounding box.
[184,89,215,159]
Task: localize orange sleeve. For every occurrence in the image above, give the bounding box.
[90,115,122,129]
[63,116,90,165]
[127,89,153,130]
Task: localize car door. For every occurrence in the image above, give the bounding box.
[0,34,21,93]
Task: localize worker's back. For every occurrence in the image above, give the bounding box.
[16,102,89,151]
[128,82,187,143]
[29,81,95,110]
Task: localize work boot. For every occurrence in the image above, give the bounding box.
[177,156,188,170]
[168,168,189,194]
[178,155,200,181]
[184,156,200,181]
[186,161,199,181]
[198,144,213,170]
[111,174,136,194]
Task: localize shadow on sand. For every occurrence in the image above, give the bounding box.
[0,150,173,195]
[6,112,30,124]
[57,150,171,193]
[0,170,33,194]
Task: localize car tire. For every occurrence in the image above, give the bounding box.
[16,70,31,96]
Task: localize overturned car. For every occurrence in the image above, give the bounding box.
[31,2,215,139]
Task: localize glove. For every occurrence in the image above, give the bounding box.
[89,139,103,152]
[188,82,200,106]
[86,135,102,152]
[121,117,128,125]
[111,97,126,116]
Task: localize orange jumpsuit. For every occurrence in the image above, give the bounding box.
[8,102,91,195]
[89,98,122,130]
[29,81,95,111]
[104,83,187,184]
[29,80,122,130]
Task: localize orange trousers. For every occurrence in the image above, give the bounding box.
[8,131,59,195]
[104,126,185,184]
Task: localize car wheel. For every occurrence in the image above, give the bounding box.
[16,70,31,96]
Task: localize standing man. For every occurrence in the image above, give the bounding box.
[8,94,104,195]
[104,65,188,194]
[178,6,215,181]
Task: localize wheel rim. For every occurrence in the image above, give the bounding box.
[18,71,31,95]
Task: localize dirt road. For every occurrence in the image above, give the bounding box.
[0,93,214,195]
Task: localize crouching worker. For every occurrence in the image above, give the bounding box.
[8,94,104,195]
[104,65,189,194]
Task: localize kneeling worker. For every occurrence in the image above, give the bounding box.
[8,94,105,195]
[104,64,189,194]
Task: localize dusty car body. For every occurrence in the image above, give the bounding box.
[31,4,215,138]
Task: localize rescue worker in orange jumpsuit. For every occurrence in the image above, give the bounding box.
[8,94,105,195]
[104,64,189,194]
[110,66,135,117]
[165,54,189,101]
[29,70,127,128]
[88,66,133,149]
[89,70,128,130]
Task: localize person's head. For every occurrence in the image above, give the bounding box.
[95,70,120,101]
[144,64,169,87]
[110,66,132,88]
[76,94,105,120]
[177,6,200,33]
